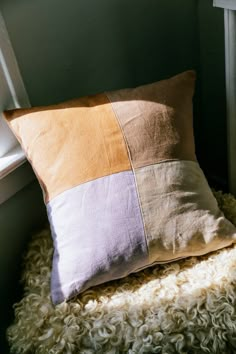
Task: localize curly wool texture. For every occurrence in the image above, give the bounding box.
[7,191,236,354]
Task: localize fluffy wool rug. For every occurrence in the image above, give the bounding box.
[7,190,236,354]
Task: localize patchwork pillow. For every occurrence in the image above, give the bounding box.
[4,70,236,305]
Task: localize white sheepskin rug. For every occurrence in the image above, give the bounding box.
[7,191,236,354]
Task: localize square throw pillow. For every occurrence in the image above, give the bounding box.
[4,70,236,304]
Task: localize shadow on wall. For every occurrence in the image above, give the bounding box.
[1,0,199,105]
[0,180,47,353]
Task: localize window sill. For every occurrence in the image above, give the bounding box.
[0,145,35,204]
[213,0,236,10]
[0,145,26,178]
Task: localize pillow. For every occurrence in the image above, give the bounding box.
[4,70,236,305]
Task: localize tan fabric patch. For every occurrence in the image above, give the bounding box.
[4,94,131,202]
[135,161,236,264]
[107,71,197,168]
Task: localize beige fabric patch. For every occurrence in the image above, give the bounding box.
[107,71,196,169]
[135,161,236,264]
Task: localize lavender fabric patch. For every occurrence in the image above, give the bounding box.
[47,171,148,304]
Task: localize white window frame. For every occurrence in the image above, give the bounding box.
[213,0,236,195]
[0,12,35,203]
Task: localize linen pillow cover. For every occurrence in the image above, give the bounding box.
[4,70,236,305]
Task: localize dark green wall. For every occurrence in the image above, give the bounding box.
[1,0,198,105]
[1,0,227,186]
[0,0,228,351]
[197,0,227,189]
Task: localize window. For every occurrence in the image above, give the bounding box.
[0,12,35,202]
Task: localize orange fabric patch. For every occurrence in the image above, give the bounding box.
[4,94,131,202]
